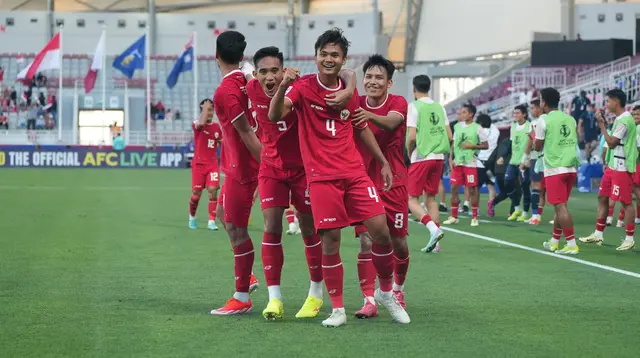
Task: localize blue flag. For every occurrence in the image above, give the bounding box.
[112,35,146,79]
[166,45,194,89]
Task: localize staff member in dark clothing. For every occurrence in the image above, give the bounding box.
[492,136,521,218]
[571,90,591,122]
[578,103,600,161]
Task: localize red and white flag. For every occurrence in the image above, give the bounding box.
[17,33,61,81]
[84,31,106,94]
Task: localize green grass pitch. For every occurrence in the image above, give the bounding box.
[1,169,640,357]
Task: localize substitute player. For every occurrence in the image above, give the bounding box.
[189,99,222,231]
[269,28,409,327]
[443,104,488,226]
[522,99,545,225]
[405,74,449,252]
[534,87,581,255]
[350,55,410,318]
[210,31,262,315]
[579,89,637,251]
[245,46,355,320]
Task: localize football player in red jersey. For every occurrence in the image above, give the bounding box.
[269,28,410,327]
[349,55,410,319]
[209,31,262,316]
[189,99,223,231]
[246,46,356,320]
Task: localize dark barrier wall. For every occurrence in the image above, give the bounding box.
[531,39,633,66]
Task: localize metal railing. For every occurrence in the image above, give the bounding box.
[575,56,631,85]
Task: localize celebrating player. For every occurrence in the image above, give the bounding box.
[443,103,488,226]
[188,99,222,231]
[579,89,637,251]
[269,28,410,327]
[534,87,581,255]
[405,74,449,252]
[245,46,342,320]
[210,31,262,315]
[350,55,410,318]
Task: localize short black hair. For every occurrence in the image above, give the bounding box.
[476,113,492,128]
[530,99,540,107]
[199,98,212,112]
[253,46,284,68]
[362,54,395,80]
[540,87,560,109]
[216,30,247,64]
[633,105,640,112]
[606,88,627,108]
[462,103,477,117]
[314,27,350,57]
[413,75,431,93]
[514,104,528,119]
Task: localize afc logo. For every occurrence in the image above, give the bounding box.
[514,135,521,145]
[430,112,439,125]
[560,124,571,138]
[459,133,468,144]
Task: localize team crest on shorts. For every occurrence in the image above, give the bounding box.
[340,109,350,121]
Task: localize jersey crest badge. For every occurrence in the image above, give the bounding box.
[340,109,350,121]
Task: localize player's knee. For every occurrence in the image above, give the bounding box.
[391,236,408,256]
[365,217,391,244]
[192,189,203,197]
[207,188,218,200]
[319,229,341,254]
[263,218,282,235]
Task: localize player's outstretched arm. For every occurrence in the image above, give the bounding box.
[233,114,262,162]
[356,126,393,190]
[354,109,403,131]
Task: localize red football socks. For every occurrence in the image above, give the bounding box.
[393,253,410,287]
[285,209,295,224]
[596,218,606,233]
[357,253,375,298]
[303,235,323,283]
[208,199,217,221]
[189,194,200,217]
[262,233,283,286]
[371,242,394,292]
[232,239,255,293]
[322,252,344,309]
[451,201,459,219]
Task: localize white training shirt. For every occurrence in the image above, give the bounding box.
[534,111,577,177]
[477,124,500,163]
[407,97,450,163]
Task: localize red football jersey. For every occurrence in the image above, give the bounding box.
[355,94,408,189]
[245,78,303,169]
[213,69,260,184]
[285,74,367,183]
[192,121,222,166]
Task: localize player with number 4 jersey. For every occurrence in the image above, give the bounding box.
[244,46,328,321]
[269,28,410,328]
[351,55,410,319]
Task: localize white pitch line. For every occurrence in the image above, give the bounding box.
[433,224,640,279]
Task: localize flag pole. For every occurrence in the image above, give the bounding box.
[58,25,63,142]
[193,31,198,122]
[101,25,107,114]
[145,26,151,143]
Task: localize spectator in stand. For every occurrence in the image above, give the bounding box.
[9,87,17,108]
[112,133,126,151]
[0,66,4,82]
[26,103,39,130]
[175,110,181,120]
[165,109,173,121]
[0,111,8,130]
[38,92,46,106]
[576,33,583,41]
[36,72,47,87]
[578,103,599,161]
[571,90,591,122]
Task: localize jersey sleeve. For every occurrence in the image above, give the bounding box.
[535,117,547,140]
[406,102,418,128]
[478,126,489,142]
[388,96,408,119]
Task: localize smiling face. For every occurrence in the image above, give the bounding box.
[363,65,391,99]
[315,43,345,77]
[255,56,283,97]
[633,109,640,125]
[513,109,525,123]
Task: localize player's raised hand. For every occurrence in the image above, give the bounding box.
[325,88,353,110]
[353,108,373,126]
[201,99,213,112]
[282,67,300,86]
[596,109,606,127]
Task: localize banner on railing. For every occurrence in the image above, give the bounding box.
[0,146,187,168]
